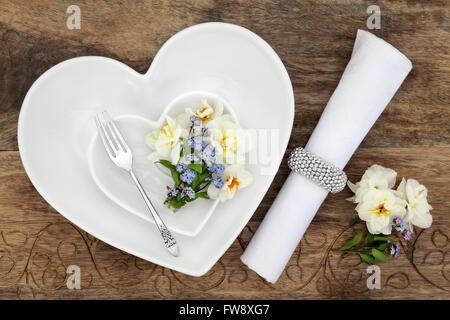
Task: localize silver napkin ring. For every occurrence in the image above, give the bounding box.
[287,147,347,194]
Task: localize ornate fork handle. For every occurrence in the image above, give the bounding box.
[95,111,179,257]
[129,170,179,257]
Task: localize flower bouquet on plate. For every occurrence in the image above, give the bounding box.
[146,99,253,211]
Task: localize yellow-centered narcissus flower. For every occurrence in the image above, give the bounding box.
[356,189,407,235]
[347,164,397,203]
[206,114,249,165]
[146,115,188,164]
[397,178,433,229]
[186,99,223,122]
[207,165,252,202]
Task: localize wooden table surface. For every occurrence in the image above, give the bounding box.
[0,0,449,299]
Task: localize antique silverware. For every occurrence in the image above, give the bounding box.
[95,111,179,257]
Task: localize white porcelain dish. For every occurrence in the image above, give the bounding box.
[88,92,238,237]
[17,22,294,276]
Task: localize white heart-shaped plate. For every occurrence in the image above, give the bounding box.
[18,22,294,276]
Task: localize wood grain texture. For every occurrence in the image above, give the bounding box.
[0,0,449,299]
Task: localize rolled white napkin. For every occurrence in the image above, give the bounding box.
[241,30,412,283]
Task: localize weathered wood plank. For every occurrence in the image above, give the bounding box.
[0,0,448,150]
[0,147,448,299]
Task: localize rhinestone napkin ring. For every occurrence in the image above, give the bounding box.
[287,147,347,194]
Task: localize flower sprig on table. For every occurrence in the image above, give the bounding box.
[340,164,433,264]
[146,99,252,211]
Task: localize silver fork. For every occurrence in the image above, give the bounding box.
[95,111,179,257]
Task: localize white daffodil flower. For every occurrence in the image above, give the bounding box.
[206,115,249,165]
[207,165,252,202]
[347,164,397,203]
[397,178,433,229]
[146,115,188,164]
[186,99,223,123]
[356,189,407,235]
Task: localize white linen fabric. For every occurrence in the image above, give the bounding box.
[240,29,413,283]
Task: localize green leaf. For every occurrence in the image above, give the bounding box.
[156,160,180,185]
[188,163,203,173]
[377,242,390,251]
[365,233,375,244]
[156,159,173,168]
[185,191,210,203]
[196,192,209,199]
[166,198,186,211]
[191,172,210,190]
[371,248,388,262]
[373,236,399,242]
[340,231,363,251]
[349,216,359,227]
[170,170,180,185]
[360,253,377,264]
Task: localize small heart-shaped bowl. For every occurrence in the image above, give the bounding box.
[18,23,294,276]
[87,91,239,236]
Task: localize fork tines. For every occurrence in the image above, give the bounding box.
[95,111,129,158]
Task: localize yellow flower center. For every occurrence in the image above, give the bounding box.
[372,203,391,216]
[227,176,240,192]
[196,107,212,121]
[161,123,174,146]
[221,133,237,151]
